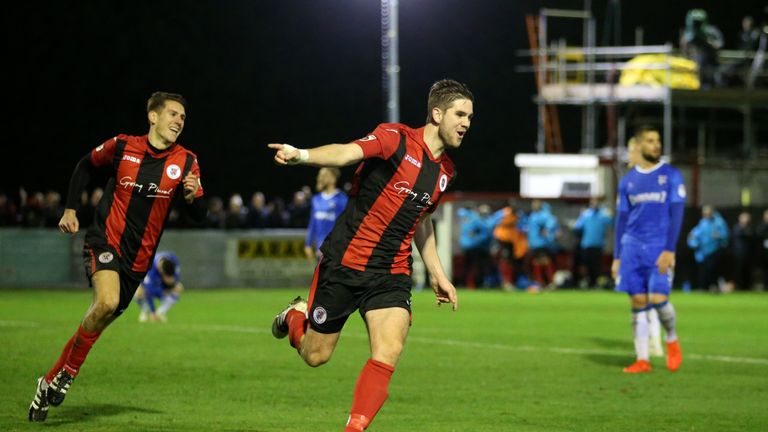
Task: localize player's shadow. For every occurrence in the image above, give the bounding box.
[584,337,632,366]
[43,403,163,426]
[590,337,627,350]
[584,353,630,367]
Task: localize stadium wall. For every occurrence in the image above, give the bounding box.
[0,229,315,288]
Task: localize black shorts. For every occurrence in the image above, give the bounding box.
[83,239,144,317]
[307,258,412,334]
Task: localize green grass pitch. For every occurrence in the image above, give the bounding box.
[1,288,766,431]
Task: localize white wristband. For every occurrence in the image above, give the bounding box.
[297,149,309,162]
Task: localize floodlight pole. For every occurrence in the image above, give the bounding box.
[382,0,400,122]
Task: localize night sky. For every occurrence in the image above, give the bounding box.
[4,0,760,202]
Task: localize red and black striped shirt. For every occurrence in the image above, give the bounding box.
[321,123,455,275]
[86,134,204,273]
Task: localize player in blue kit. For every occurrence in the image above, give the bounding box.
[304,168,348,261]
[134,251,183,322]
[612,125,684,373]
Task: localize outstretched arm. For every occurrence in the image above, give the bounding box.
[414,214,458,311]
[268,143,364,167]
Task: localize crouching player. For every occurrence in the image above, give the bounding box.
[135,251,183,322]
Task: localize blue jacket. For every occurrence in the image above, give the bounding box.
[458,208,502,251]
[527,203,559,250]
[687,213,729,262]
[574,207,613,249]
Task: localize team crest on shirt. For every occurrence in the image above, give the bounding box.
[439,174,448,192]
[166,164,181,180]
[658,175,667,185]
[312,306,327,325]
[98,252,114,264]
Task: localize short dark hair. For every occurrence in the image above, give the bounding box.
[159,258,176,277]
[426,79,474,123]
[324,167,341,180]
[634,124,659,141]
[147,92,187,114]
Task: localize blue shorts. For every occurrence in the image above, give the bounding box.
[615,243,672,296]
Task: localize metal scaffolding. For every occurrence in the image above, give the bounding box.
[519,8,768,160]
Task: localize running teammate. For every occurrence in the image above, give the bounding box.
[135,251,184,322]
[612,125,684,373]
[269,79,471,431]
[28,92,205,421]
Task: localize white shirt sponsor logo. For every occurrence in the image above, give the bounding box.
[314,210,337,221]
[119,176,173,198]
[393,181,433,209]
[96,144,105,152]
[122,155,142,164]
[166,164,181,180]
[628,191,667,205]
[404,154,422,168]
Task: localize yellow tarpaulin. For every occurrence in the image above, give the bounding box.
[619,54,700,89]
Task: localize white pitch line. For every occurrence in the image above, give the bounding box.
[184,323,768,366]
[0,320,39,328]
[4,320,765,366]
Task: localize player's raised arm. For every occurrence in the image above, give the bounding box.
[268,143,364,167]
[414,214,458,311]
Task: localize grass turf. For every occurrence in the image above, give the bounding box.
[1,288,766,431]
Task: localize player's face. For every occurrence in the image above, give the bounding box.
[316,168,336,191]
[436,99,473,149]
[151,101,186,145]
[639,131,661,163]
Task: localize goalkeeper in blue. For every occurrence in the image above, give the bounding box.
[134,251,183,322]
[612,125,684,374]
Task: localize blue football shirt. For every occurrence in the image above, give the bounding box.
[142,251,180,297]
[614,162,686,256]
[306,190,348,252]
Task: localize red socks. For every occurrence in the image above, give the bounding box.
[345,359,395,431]
[45,333,76,383]
[286,309,307,350]
[45,325,101,381]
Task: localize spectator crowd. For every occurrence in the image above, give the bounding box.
[3,187,768,291]
[0,185,342,230]
[457,199,768,293]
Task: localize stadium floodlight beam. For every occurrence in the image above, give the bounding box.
[382,0,400,123]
